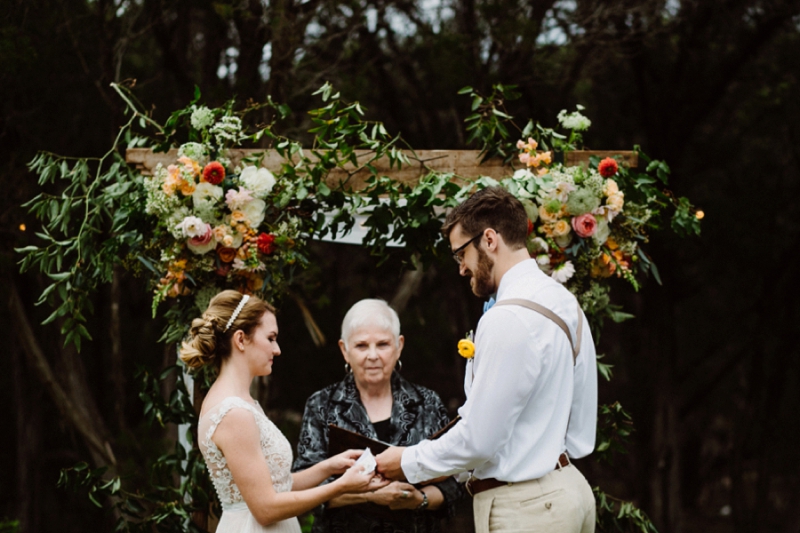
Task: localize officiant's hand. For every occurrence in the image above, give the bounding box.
[376,446,407,481]
[368,481,422,510]
[323,449,362,475]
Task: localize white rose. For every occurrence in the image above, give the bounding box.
[175,216,207,238]
[193,182,223,209]
[239,166,276,198]
[241,199,266,228]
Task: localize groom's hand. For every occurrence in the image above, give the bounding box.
[376,446,407,481]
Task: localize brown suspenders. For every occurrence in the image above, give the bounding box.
[493,298,583,365]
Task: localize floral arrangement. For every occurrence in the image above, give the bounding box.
[456,98,703,325]
[511,148,631,285]
[140,108,304,315]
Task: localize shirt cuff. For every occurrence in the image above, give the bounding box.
[401,443,428,484]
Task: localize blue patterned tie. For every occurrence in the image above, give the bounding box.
[483,296,496,314]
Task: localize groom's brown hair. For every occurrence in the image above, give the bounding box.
[442,186,528,249]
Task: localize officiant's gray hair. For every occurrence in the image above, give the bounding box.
[340,299,401,350]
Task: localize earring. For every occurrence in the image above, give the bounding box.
[344,363,352,374]
[396,360,403,372]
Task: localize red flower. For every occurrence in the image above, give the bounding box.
[527,219,534,235]
[257,233,276,255]
[202,161,225,185]
[598,157,618,178]
[215,263,231,277]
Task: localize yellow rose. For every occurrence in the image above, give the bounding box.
[457,339,475,359]
[553,219,571,237]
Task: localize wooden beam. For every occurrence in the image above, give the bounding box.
[126,148,637,190]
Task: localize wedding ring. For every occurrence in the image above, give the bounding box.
[402,490,410,499]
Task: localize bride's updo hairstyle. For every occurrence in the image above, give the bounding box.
[180,290,275,370]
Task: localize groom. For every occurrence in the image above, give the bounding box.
[376,186,598,533]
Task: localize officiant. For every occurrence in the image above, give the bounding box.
[292,299,464,533]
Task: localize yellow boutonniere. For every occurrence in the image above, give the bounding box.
[458,330,475,359]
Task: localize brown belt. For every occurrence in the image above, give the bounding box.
[465,453,571,497]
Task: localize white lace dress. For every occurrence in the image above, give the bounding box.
[199,397,302,533]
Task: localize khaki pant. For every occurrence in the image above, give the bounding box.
[473,465,595,533]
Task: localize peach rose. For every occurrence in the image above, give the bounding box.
[553,219,571,237]
[179,179,195,196]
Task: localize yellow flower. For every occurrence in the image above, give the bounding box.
[553,219,571,237]
[458,339,475,359]
[604,179,619,197]
[179,179,196,196]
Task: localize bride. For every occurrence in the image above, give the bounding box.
[181,290,386,532]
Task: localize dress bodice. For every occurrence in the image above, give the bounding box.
[199,397,294,509]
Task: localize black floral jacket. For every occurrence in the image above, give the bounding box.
[292,372,465,533]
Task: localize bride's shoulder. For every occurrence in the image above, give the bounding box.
[200,394,258,420]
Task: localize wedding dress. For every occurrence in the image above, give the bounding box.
[199,397,302,533]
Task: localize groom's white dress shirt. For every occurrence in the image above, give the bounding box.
[401,259,598,483]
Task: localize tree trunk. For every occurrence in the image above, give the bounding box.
[9,280,116,467]
[12,329,42,533]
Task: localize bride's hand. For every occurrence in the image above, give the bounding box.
[324,449,362,475]
[335,467,389,494]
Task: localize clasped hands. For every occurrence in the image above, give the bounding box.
[330,447,446,509]
[332,447,417,508]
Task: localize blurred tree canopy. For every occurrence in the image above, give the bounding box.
[2,1,800,532]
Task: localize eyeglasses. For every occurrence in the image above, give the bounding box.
[452,232,484,264]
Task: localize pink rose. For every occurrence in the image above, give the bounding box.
[188,223,213,246]
[571,214,597,238]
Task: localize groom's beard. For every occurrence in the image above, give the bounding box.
[469,247,496,298]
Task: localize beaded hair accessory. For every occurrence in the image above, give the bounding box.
[224,294,250,332]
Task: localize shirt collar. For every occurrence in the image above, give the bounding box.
[496,258,540,301]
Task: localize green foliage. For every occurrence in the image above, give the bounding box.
[17,94,147,349]
[0,519,19,533]
[595,402,634,463]
[595,488,659,533]
[58,364,211,532]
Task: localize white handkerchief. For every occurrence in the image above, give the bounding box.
[352,447,376,474]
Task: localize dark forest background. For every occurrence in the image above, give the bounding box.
[2,0,800,531]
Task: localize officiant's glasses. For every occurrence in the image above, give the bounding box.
[452,232,483,264]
